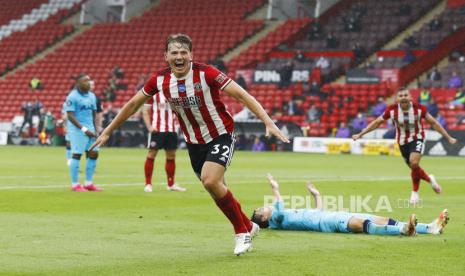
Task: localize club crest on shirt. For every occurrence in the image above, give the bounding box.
[178,83,186,93]
[194,82,202,91]
[215,73,227,84]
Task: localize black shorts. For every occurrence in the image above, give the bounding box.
[186,133,235,178]
[147,132,178,150]
[399,139,424,165]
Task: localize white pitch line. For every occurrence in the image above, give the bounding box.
[0,175,52,179]
[0,176,464,190]
[1,174,464,181]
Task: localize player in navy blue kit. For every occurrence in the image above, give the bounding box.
[64,74,102,192]
[251,174,449,236]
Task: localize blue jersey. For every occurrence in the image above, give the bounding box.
[64,89,97,133]
[268,201,322,231]
[268,201,374,233]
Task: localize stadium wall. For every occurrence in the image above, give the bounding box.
[293,136,465,157]
[81,0,150,23]
[269,0,315,19]
[315,0,341,17]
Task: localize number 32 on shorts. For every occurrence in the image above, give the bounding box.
[211,144,230,158]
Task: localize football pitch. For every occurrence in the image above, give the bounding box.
[0,145,464,275]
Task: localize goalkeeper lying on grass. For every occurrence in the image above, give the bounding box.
[251,174,449,236]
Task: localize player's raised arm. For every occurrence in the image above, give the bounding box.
[266,173,283,202]
[425,113,457,144]
[90,90,148,149]
[306,181,323,210]
[223,81,290,143]
[352,116,385,140]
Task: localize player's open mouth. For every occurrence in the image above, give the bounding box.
[174,61,185,70]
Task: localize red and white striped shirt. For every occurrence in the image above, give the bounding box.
[382,102,428,145]
[142,62,234,144]
[144,93,176,133]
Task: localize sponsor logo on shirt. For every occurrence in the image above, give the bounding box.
[178,83,186,93]
[168,96,202,109]
[79,104,94,111]
[215,73,227,84]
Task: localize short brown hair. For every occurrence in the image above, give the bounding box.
[397,87,410,93]
[165,33,192,52]
[250,209,270,229]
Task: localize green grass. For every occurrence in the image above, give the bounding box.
[0,145,464,275]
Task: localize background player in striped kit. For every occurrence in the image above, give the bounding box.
[352,88,457,204]
[142,92,186,192]
[91,33,289,255]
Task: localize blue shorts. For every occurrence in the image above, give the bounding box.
[69,131,99,154]
[319,212,374,233]
[65,133,70,142]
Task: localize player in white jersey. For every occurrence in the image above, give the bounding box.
[91,34,289,255]
[142,93,186,192]
[353,88,457,203]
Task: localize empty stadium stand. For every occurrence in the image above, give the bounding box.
[226,18,311,74]
[1,0,464,136]
[394,5,465,51]
[0,0,266,121]
[0,0,47,30]
[292,0,440,54]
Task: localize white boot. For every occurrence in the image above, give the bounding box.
[234,233,252,256]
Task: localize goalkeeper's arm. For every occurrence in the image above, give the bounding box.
[267,173,283,202]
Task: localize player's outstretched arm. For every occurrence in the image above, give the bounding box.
[224,81,290,143]
[90,90,148,150]
[267,173,283,202]
[352,116,384,140]
[425,113,457,144]
[306,181,323,209]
